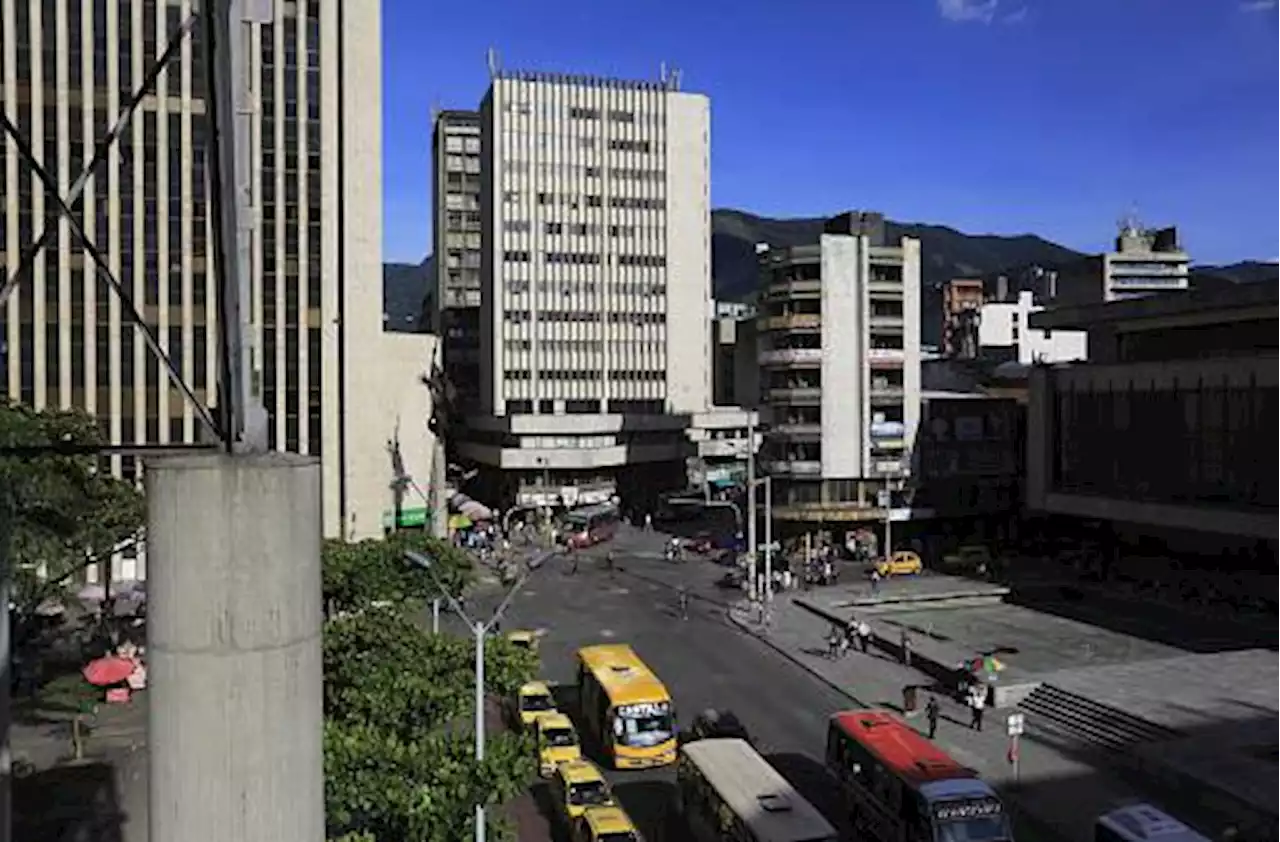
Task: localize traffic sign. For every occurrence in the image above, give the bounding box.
[1006,711,1025,737]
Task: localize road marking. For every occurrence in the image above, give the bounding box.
[600,629,616,638]
[611,587,630,595]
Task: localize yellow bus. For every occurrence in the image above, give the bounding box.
[576,643,677,770]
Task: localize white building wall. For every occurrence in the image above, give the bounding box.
[663,92,711,414]
[820,235,865,478]
[901,238,922,468]
[980,292,1088,364]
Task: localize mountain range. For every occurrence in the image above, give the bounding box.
[384,210,1278,344]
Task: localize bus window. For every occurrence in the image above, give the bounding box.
[615,701,674,748]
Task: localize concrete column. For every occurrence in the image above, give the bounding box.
[146,453,324,842]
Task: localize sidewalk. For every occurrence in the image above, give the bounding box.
[725,595,1190,842]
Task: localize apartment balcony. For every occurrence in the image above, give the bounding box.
[869,315,904,331]
[870,384,905,402]
[759,348,823,367]
[758,313,821,332]
[765,279,822,299]
[771,422,822,437]
[766,386,822,403]
[763,459,822,477]
[867,279,903,295]
[868,458,908,477]
[867,348,905,368]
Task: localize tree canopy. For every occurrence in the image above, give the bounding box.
[321,534,539,841]
[0,401,146,619]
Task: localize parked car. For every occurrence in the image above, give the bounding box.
[875,550,923,577]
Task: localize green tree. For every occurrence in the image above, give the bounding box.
[320,537,540,841]
[37,673,102,761]
[0,401,145,640]
[324,720,534,842]
[322,532,473,617]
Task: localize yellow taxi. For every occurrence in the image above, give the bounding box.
[549,758,616,821]
[536,712,582,777]
[513,681,558,732]
[506,629,540,653]
[569,804,643,842]
[875,550,923,577]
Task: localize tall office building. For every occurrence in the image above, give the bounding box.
[431,108,482,411]
[754,211,922,521]
[457,66,712,509]
[1,2,414,566]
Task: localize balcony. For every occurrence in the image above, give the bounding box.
[869,459,908,477]
[766,386,822,403]
[869,315,904,331]
[867,348,905,367]
[759,348,823,366]
[770,423,822,440]
[870,382,905,402]
[763,459,822,476]
[758,313,821,332]
[766,279,822,299]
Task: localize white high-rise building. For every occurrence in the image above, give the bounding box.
[459,67,712,509]
[1,2,433,570]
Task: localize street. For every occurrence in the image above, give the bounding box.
[461,527,854,841]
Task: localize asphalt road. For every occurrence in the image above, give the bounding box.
[460,528,855,842]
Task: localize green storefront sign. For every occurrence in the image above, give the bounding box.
[382,506,432,529]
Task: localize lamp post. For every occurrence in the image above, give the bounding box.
[404,548,555,842]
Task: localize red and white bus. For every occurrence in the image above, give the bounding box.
[826,710,1014,842]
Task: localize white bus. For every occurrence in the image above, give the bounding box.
[1095,805,1213,842]
[677,738,838,842]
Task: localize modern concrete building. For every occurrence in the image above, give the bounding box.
[431,108,483,412]
[458,65,714,510]
[0,2,430,573]
[754,211,922,525]
[710,300,755,406]
[979,291,1087,364]
[1048,220,1191,307]
[1026,282,1277,546]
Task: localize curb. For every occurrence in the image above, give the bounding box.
[724,604,1073,842]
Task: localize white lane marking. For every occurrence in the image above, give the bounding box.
[600,629,616,638]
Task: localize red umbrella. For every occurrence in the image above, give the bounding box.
[83,656,135,687]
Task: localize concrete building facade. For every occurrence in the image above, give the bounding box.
[1026,282,1277,544]
[941,277,983,358]
[754,211,922,523]
[458,66,713,510]
[1,2,426,570]
[431,108,483,412]
[979,291,1088,364]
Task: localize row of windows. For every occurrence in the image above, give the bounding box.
[501,250,667,268]
[442,134,481,154]
[501,192,666,211]
[503,398,665,416]
[567,106,638,123]
[505,280,664,296]
[504,369,665,382]
[509,221,644,238]
[503,310,667,324]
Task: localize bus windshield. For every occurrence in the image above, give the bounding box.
[614,702,674,748]
[936,815,1012,842]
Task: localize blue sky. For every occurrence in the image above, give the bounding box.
[381,0,1279,265]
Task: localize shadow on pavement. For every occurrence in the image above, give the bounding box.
[13,760,126,842]
[613,778,686,842]
[763,752,851,838]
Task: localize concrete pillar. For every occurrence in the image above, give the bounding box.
[146,453,324,842]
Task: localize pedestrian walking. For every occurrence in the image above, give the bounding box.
[857,620,872,654]
[605,549,617,575]
[900,629,913,668]
[569,550,580,576]
[969,686,986,731]
[677,585,689,620]
[926,696,940,739]
[870,569,882,596]
[827,624,842,659]
[644,512,653,531]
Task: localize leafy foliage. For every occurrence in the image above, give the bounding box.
[325,721,534,842]
[38,673,102,760]
[322,532,473,617]
[321,537,539,841]
[323,608,536,737]
[0,401,145,623]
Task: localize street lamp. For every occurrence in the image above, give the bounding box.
[404,547,556,842]
[744,418,774,615]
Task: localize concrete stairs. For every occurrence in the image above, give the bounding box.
[1019,683,1182,754]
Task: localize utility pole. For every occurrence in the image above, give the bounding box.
[763,476,774,608]
[405,549,550,842]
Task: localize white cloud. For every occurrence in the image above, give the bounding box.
[938,0,1001,23]
[1240,0,1277,11]
[1002,6,1029,23]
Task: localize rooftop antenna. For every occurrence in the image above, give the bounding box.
[671,66,682,91]
[1118,202,1142,237]
[486,46,499,78]
[660,61,668,84]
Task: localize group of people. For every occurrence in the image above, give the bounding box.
[826,617,873,659]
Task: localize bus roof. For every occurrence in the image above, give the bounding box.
[682,738,837,842]
[1097,805,1212,842]
[831,710,977,787]
[581,805,637,834]
[577,644,670,706]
